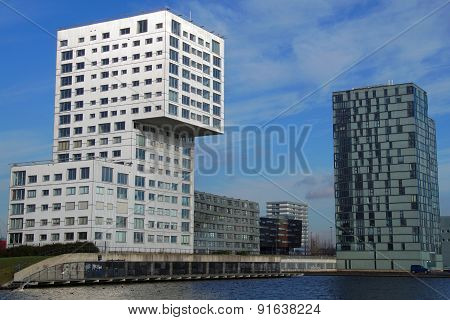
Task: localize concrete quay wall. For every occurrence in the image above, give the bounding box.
[14,253,336,283]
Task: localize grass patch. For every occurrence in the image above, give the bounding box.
[0,256,47,286]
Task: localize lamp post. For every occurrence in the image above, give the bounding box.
[329,226,333,250]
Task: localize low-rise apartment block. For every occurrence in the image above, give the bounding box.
[194,191,260,254]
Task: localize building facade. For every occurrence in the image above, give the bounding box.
[333,83,442,270]
[194,191,260,254]
[7,9,225,253]
[266,201,309,254]
[259,216,302,255]
[440,216,450,270]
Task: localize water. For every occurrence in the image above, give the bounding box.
[1,276,449,300]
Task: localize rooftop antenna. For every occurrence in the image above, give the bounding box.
[189,10,192,21]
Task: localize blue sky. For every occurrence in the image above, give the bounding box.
[1,0,450,240]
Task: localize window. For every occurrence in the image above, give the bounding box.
[169,90,178,102]
[10,218,23,230]
[213,93,221,104]
[134,218,145,230]
[78,201,88,210]
[115,121,125,131]
[181,109,189,119]
[117,173,128,185]
[169,49,179,62]
[99,123,111,134]
[213,81,221,92]
[61,50,73,61]
[182,55,190,66]
[60,76,72,86]
[181,235,190,245]
[61,63,72,73]
[116,216,127,228]
[182,196,190,206]
[11,204,24,215]
[120,27,130,35]
[213,118,221,129]
[134,232,144,243]
[27,175,37,184]
[181,222,190,232]
[212,40,220,55]
[169,76,178,89]
[168,104,178,116]
[113,136,122,144]
[60,89,71,99]
[113,231,126,243]
[169,63,178,75]
[181,209,190,219]
[12,171,26,186]
[66,187,76,195]
[171,20,181,35]
[102,32,110,39]
[65,168,76,181]
[182,95,190,106]
[169,36,179,48]
[113,150,121,157]
[58,128,70,138]
[58,154,69,163]
[137,20,148,33]
[136,148,145,160]
[65,217,75,226]
[78,216,88,225]
[182,183,190,194]
[79,186,89,194]
[80,167,90,179]
[117,187,128,199]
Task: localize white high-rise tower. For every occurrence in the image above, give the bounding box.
[7,9,224,253]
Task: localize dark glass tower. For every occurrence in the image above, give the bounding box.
[332,83,442,270]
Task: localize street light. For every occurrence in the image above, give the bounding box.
[329,226,333,250]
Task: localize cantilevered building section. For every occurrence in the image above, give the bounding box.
[8,9,224,253]
[333,83,442,270]
[266,201,309,254]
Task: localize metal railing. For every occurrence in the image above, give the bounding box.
[100,246,194,254]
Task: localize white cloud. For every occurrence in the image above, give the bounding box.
[171,0,450,126]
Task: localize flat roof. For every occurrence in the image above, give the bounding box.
[332,82,425,94]
[58,7,224,38]
[194,190,259,204]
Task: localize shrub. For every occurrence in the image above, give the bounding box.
[0,242,99,258]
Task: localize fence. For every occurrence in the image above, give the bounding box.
[24,260,283,283]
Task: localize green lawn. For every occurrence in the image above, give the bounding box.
[0,256,47,286]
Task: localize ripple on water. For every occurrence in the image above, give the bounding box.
[1,276,449,300]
